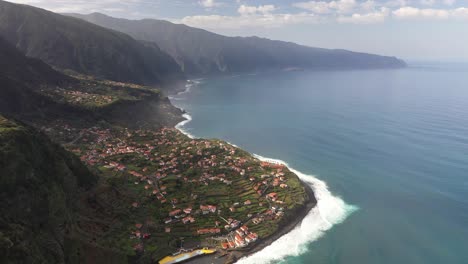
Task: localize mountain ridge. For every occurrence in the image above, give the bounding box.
[67,12,406,76]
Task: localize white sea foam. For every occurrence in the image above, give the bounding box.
[169,82,194,100]
[171,80,199,139]
[236,155,358,264]
[171,79,357,264]
[175,113,195,139]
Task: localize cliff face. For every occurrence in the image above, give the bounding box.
[68,12,406,76]
[0,116,97,263]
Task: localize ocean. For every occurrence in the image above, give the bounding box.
[170,62,468,264]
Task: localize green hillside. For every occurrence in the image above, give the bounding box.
[0,116,97,263]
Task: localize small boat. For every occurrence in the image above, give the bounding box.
[159,248,217,264]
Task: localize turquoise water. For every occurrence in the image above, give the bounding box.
[171,63,468,264]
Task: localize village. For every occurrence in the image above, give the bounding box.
[37,73,161,110]
[41,121,307,261]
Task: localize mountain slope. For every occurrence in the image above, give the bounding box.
[0,37,84,119]
[0,35,183,129]
[68,12,406,76]
[0,1,184,87]
[0,115,97,263]
[0,37,71,87]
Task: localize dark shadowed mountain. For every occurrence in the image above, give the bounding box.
[68,12,406,76]
[0,0,184,87]
[0,115,98,264]
[0,37,72,87]
[0,37,80,117]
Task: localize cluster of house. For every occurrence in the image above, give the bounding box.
[42,87,115,106]
[222,225,258,249]
[130,223,151,240]
[251,163,289,201]
[161,204,220,233]
[223,218,241,231]
[53,124,298,253]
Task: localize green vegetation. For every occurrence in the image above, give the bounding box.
[0,10,314,262]
[41,122,310,262]
[39,74,161,109]
[0,115,97,263]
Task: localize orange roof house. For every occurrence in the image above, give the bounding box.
[169,209,182,216]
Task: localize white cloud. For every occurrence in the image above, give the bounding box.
[238,5,276,16]
[451,7,468,18]
[361,0,377,11]
[6,0,147,14]
[181,12,318,29]
[294,0,357,14]
[393,6,449,19]
[443,0,456,6]
[391,6,468,19]
[293,1,333,14]
[198,0,220,8]
[384,0,408,8]
[338,7,390,23]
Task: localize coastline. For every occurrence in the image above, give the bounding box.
[227,181,317,264]
[169,80,355,264]
[169,96,317,263]
[173,117,317,264]
[187,183,316,264]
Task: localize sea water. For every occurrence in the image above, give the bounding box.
[170,62,468,264]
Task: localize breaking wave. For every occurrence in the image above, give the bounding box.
[175,113,195,139]
[168,79,202,100]
[237,155,358,264]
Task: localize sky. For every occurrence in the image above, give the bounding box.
[7,0,468,61]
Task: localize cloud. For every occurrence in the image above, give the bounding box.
[198,0,220,8]
[383,0,408,7]
[180,12,318,29]
[419,0,435,6]
[293,1,333,14]
[6,0,148,14]
[443,0,456,6]
[293,0,357,14]
[9,0,468,28]
[338,7,390,23]
[361,0,377,11]
[450,7,468,18]
[180,3,322,30]
[393,6,468,19]
[238,5,276,16]
[393,6,447,18]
